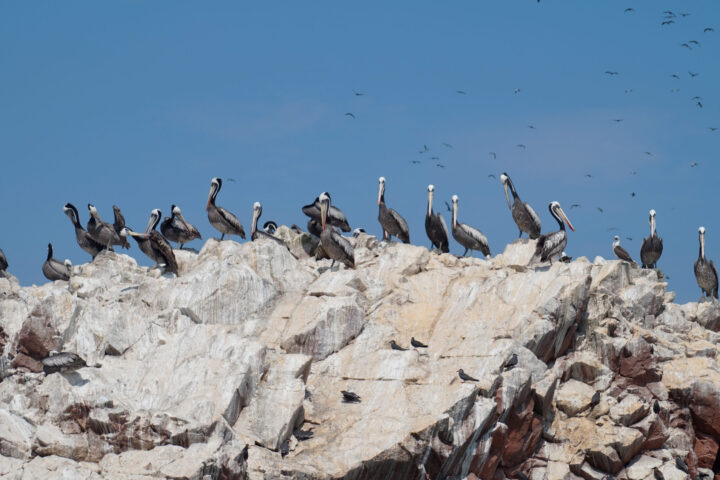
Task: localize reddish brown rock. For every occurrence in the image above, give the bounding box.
[619,337,661,385]
[695,433,719,469]
[12,315,59,360]
[502,399,543,467]
[11,352,43,372]
[473,423,508,479]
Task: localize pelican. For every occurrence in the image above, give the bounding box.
[161,204,202,249]
[307,219,323,237]
[42,243,71,282]
[640,209,663,268]
[302,193,351,232]
[263,221,278,234]
[63,203,106,258]
[0,248,7,273]
[559,252,572,263]
[694,227,718,299]
[87,204,127,250]
[531,201,575,264]
[121,210,178,274]
[425,185,449,253]
[353,228,366,237]
[500,173,541,239]
[318,193,354,269]
[613,235,635,264]
[112,205,131,249]
[206,177,246,240]
[250,202,285,246]
[451,195,490,258]
[377,177,410,243]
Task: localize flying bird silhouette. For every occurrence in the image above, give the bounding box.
[456,90,466,95]
[709,127,718,132]
[626,237,633,241]
[631,192,636,197]
[513,88,521,94]
[570,204,580,209]
[689,40,700,46]
[516,144,526,149]
[697,101,703,108]
[488,174,496,179]
[661,20,674,26]
[597,207,604,213]
[680,43,692,50]
[605,71,619,75]
[689,71,699,77]
[442,142,453,148]
[344,112,356,119]
[489,152,497,159]
[444,201,451,212]
[644,151,653,156]
[410,160,421,164]
[624,8,634,13]
[584,174,593,178]
[528,125,536,129]
[670,74,680,79]
[431,156,440,160]
[680,12,690,17]
[704,27,714,32]
[352,89,365,96]
[612,119,624,123]
[625,89,633,93]
[691,96,702,100]
[436,163,446,168]
[690,162,698,167]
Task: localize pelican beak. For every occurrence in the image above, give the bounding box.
[377,183,383,206]
[144,213,155,234]
[320,202,327,231]
[503,183,512,210]
[251,207,259,236]
[177,212,191,232]
[559,208,575,232]
[206,185,214,211]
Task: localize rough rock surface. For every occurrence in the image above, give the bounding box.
[1,230,720,479]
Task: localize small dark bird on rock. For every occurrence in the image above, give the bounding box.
[411,337,428,348]
[390,340,408,351]
[457,369,478,382]
[502,353,518,371]
[676,456,689,474]
[42,352,89,375]
[560,252,572,263]
[653,400,660,413]
[341,390,361,403]
[294,428,314,441]
[590,391,601,408]
[280,438,289,458]
[652,469,664,480]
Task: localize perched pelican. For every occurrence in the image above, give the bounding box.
[250,202,285,246]
[352,228,366,238]
[263,221,278,234]
[0,248,8,273]
[307,219,323,237]
[42,243,71,282]
[613,235,635,264]
[640,209,663,268]
[207,177,246,241]
[318,193,354,269]
[87,204,127,250]
[302,193,351,232]
[63,203,105,258]
[531,201,575,264]
[161,204,201,249]
[121,210,178,274]
[694,227,718,299]
[451,195,490,258]
[377,177,410,243]
[42,352,88,375]
[500,173,541,239]
[112,205,131,249]
[425,185,449,253]
[559,252,572,263]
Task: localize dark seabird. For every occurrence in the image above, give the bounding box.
[250,202,287,248]
[640,209,663,268]
[42,243,71,282]
[307,219,323,237]
[341,390,361,403]
[121,211,178,275]
[560,252,572,263]
[451,195,490,258]
[457,369,478,382]
[589,391,601,408]
[112,205,131,249]
[0,248,7,274]
[294,428,314,441]
[502,353,518,371]
[280,438,289,458]
[694,226,718,299]
[377,177,410,243]
[425,185,450,253]
[318,193,354,269]
[531,201,575,264]
[263,221,278,234]
[613,236,635,264]
[63,203,106,258]
[352,228,366,238]
[302,192,351,232]
[87,204,127,250]
[653,467,664,480]
[675,457,689,474]
[410,337,428,348]
[653,400,660,414]
[42,352,87,375]
[500,173,541,239]
[390,340,408,351]
[207,177,246,241]
[161,205,202,249]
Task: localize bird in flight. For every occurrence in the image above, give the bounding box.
[516,144,526,149]
[680,12,691,17]
[690,162,698,167]
[353,89,364,96]
[689,71,699,78]
[670,74,680,79]
[488,174,497,179]
[697,101,703,108]
[570,204,580,209]
[584,174,593,178]
[436,163,446,168]
[431,156,440,160]
[605,71,619,75]
[419,144,429,153]
[704,27,715,33]
[644,151,653,156]
[612,119,624,123]
[670,89,680,93]
[444,201,451,212]
[345,112,356,119]
[410,160,421,164]
[625,89,633,93]
[597,207,604,213]
[227,178,237,182]
[624,8,634,13]
[489,152,497,159]
[664,10,675,16]
[680,43,692,50]
[691,96,702,100]
[441,142,453,148]
[513,88,521,94]
[456,90,466,95]
[631,171,637,175]
[689,40,700,46]
[661,20,674,26]
[709,127,718,132]
[528,125,536,129]
[626,237,633,241]
[631,192,636,197]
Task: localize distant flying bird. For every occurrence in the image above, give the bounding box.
[516,144,526,149]
[661,20,674,26]
[680,43,692,50]
[513,88,521,94]
[631,171,637,175]
[584,174,593,178]
[436,163,446,168]
[444,201,451,212]
[670,89,680,93]
[625,89,633,93]
[644,151,653,156]
[670,74,680,79]
[624,8,634,13]
[689,71,699,77]
[489,152,497,159]
[680,12,690,17]
[488,174,496,179]
[456,90,466,95]
[709,127,718,131]
[421,144,429,152]
[689,40,700,46]
[352,89,364,96]
[442,142,453,148]
[527,125,536,129]
[692,96,702,100]
[570,204,580,209]
[605,71,619,75]
[663,10,675,16]
[704,27,714,33]
[597,207,604,213]
[431,156,440,160]
[697,101,703,108]
[612,119,623,123]
[631,192,636,197]
[226,177,237,182]
[626,237,633,241]
[344,112,356,119]
[410,160,421,164]
[691,162,698,167]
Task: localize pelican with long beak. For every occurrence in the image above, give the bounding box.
[0,247,7,274]
[62,203,106,258]
[206,177,246,241]
[112,205,131,249]
[694,226,718,299]
[500,173,541,239]
[451,195,490,258]
[42,243,71,282]
[161,204,202,249]
[122,210,178,274]
[640,209,663,268]
[87,204,128,250]
[377,177,410,243]
[425,185,449,253]
[250,202,286,246]
[302,193,351,232]
[531,201,575,264]
[318,193,354,269]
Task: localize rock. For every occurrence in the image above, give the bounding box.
[555,379,597,416]
[624,454,662,480]
[0,410,35,459]
[609,394,650,426]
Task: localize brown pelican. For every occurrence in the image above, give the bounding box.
[531,201,574,264]
[112,205,131,249]
[302,193,351,232]
[377,177,410,243]
[640,209,663,268]
[161,204,202,249]
[250,202,285,246]
[694,227,718,299]
[425,185,449,253]
[500,173,541,239]
[42,352,88,375]
[263,221,278,234]
[42,243,71,282]
[613,235,635,264]
[63,203,106,258]
[559,252,572,263]
[0,248,7,274]
[121,210,178,274]
[451,195,490,258]
[307,219,323,237]
[318,193,354,269]
[352,228,366,237]
[87,204,128,250]
[206,177,246,240]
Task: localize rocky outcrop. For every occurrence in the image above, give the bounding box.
[1,228,719,479]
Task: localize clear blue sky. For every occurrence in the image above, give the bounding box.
[1,1,718,303]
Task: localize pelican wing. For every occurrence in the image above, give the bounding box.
[330,228,355,259]
[217,206,246,238]
[150,231,178,274]
[460,223,490,255]
[437,213,450,241]
[525,202,542,231]
[614,245,634,263]
[388,208,409,235]
[42,352,86,370]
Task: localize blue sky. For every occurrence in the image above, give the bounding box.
[1,1,718,303]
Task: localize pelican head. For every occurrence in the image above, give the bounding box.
[428,184,435,192]
[63,203,79,224]
[171,204,182,216]
[318,192,331,231]
[253,201,261,210]
[500,173,512,210]
[263,220,277,234]
[451,195,459,227]
[145,209,162,234]
[88,204,99,219]
[451,194,459,203]
[207,177,221,211]
[353,228,366,237]
[700,226,706,234]
[378,177,386,206]
[550,201,575,232]
[649,209,657,236]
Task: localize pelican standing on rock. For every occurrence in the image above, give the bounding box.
[112,205,131,249]
[121,210,178,275]
[302,193,351,232]
[640,209,663,268]
[207,177,246,241]
[87,204,127,250]
[531,201,574,264]
[161,205,202,249]
[694,227,718,299]
[318,193,354,269]
[0,248,8,274]
[501,173,541,239]
[451,195,490,258]
[613,235,635,264]
[42,243,71,282]
[63,203,105,258]
[425,185,449,253]
[377,177,410,243]
[250,202,285,246]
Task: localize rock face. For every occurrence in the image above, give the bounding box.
[1,230,719,479]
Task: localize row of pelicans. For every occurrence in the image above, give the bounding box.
[0,174,716,299]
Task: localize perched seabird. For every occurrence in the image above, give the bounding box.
[307,218,323,237]
[653,400,660,414]
[302,193,351,232]
[318,193,355,269]
[341,390,361,403]
[263,221,278,234]
[87,204,127,250]
[694,226,718,299]
[675,457,689,474]
[161,205,201,249]
[352,228,366,238]
[63,203,106,258]
[207,177,246,241]
[589,391,601,408]
[502,353,518,371]
[42,243,71,282]
[121,211,178,275]
[390,340,408,351]
[410,337,428,348]
[112,205,131,249]
[531,201,575,264]
[559,252,572,263]
[294,428,314,441]
[41,352,87,375]
[640,209,663,268]
[501,173,541,239]
[377,177,410,243]
[653,467,665,480]
[613,235,635,264]
[0,248,7,274]
[451,195,490,258]
[425,185,450,253]
[457,369,478,382]
[250,202,286,247]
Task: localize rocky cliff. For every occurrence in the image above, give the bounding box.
[1,227,719,480]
